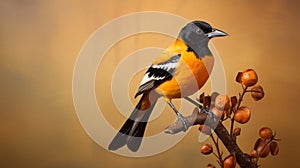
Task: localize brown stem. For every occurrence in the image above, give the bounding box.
[230,85,248,136]
[165,107,257,168]
[211,134,223,167]
[215,122,256,168]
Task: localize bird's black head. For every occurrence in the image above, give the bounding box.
[191,20,228,39]
[179,20,228,57]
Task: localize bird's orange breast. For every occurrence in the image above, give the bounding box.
[155,51,214,100]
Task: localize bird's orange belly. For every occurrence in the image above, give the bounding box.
[155,55,214,100]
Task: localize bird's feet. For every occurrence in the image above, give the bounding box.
[176,113,188,132]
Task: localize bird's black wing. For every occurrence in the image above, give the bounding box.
[134,54,181,98]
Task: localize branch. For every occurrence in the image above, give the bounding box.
[165,108,257,168]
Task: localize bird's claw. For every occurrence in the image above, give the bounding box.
[177,113,188,132]
[200,107,217,123]
[207,111,217,123]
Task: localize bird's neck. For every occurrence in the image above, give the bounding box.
[175,39,212,58]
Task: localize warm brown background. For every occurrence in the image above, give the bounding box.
[1,0,299,167]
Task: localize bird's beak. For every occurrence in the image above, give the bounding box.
[207,29,228,39]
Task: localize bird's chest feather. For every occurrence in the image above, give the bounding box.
[156,52,214,99]
[176,53,214,93]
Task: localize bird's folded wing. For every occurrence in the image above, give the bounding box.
[135,54,181,98]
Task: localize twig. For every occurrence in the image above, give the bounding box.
[165,103,257,168]
[211,134,223,167]
[230,85,248,136]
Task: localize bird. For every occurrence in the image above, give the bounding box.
[108,20,228,152]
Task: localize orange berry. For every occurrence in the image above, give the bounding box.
[211,107,224,120]
[201,144,213,155]
[236,69,258,87]
[259,127,273,139]
[215,94,230,111]
[223,155,236,168]
[234,106,251,124]
[251,85,265,101]
[207,164,216,168]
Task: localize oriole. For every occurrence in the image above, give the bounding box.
[108,20,227,151]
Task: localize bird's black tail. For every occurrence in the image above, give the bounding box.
[108,93,158,152]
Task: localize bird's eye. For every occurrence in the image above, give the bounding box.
[196,29,202,34]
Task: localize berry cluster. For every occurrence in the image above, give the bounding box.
[198,69,279,168]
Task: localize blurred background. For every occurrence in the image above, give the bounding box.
[1,0,299,167]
